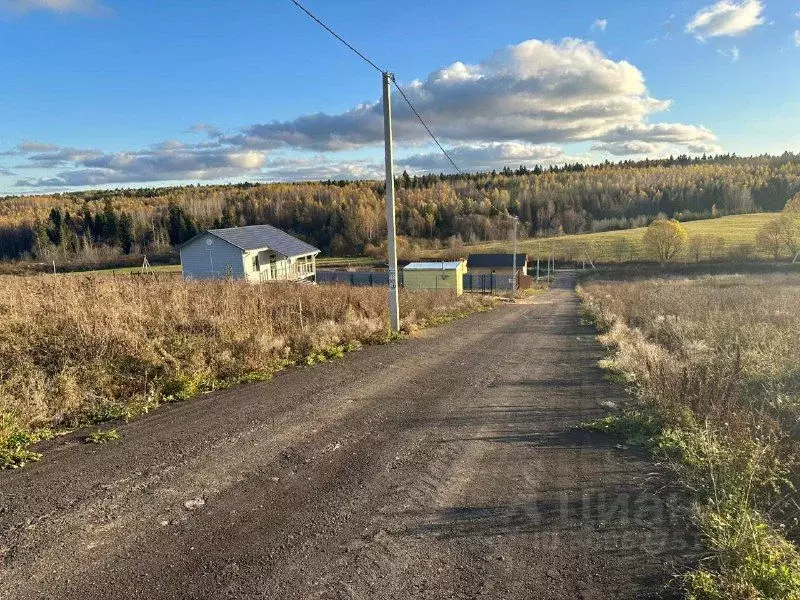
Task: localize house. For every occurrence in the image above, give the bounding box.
[466,253,528,276]
[179,224,320,283]
[402,261,466,295]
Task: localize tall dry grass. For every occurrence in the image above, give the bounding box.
[580,273,800,599]
[0,275,491,464]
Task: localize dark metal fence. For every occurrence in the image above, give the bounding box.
[316,270,405,287]
[318,269,523,294]
[462,273,516,293]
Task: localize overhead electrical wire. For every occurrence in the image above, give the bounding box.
[389,78,462,175]
[289,0,384,74]
[288,0,514,218]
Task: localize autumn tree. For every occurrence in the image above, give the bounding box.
[776,213,800,258]
[687,235,706,262]
[612,238,631,263]
[755,218,785,259]
[643,219,688,264]
[783,191,800,214]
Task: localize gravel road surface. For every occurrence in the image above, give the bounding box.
[0,272,693,599]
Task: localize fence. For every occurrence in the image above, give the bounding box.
[462,273,515,293]
[316,270,405,287]
[318,269,528,294]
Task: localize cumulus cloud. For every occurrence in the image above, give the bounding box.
[225,38,714,154]
[400,142,578,172]
[591,141,665,156]
[591,18,608,32]
[259,157,383,182]
[686,0,765,38]
[14,144,266,187]
[591,138,722,157]
[0,0,101,14]
[11,38,719,188]
[794,30,800,47]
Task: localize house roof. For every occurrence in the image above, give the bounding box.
[201,225,320,257]
[403,261,464,271]
[466,253,527,268]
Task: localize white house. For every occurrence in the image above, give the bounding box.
[179,224,321,283]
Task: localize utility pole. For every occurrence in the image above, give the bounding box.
[511,216,518,297]
[383,71,400,332]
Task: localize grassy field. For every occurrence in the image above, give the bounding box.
[0,276,493,467]
[432,213,776,263]
[59,256,380,277]
[6,213,778,278]
[64,263,182,276]
[580,271,800,599]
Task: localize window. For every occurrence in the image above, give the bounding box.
[253,255,260,271]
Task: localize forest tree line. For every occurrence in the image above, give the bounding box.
[1,152,799,262]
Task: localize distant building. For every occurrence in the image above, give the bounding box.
[402,261,466,295]
[179,224,320,283]
[466,253,528,277]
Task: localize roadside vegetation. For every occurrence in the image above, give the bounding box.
[580,272,800,599]
[0,276,493,468]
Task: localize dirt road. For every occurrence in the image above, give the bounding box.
[0,273,693,599]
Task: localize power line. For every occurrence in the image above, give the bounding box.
[289,0,383,74]
[288,0,461,177]
[288,0,512,219]
[391,78,462,175]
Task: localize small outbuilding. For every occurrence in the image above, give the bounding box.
[466,253,528,276]
[402,261,466,295]
[179,224,320,283]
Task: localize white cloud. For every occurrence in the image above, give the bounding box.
[225,38,715,154]
[717,45,741,61]
[400,142,581,172]
[13,144,266,187]
[686,0,765,38]
[591,139,722,157]
[591,140,665,156]
[591,18,608,32]
[0,0,101,14]
[794,30,800,47]
[259,157,383,182]
[10,38,720,188]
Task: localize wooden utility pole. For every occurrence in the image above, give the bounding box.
[382,72,400,332]
[511,216,518,296]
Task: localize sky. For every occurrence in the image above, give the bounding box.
[1,0,799,195]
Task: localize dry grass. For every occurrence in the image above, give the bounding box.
[0,276,492,466]
[431,213,776,263]
[580,272,800,599]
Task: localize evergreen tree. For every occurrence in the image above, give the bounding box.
[118,212,135,254]
[47,208,63,245]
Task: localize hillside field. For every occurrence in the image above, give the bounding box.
[433,213,777,263]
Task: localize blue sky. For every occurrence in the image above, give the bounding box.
[1,0,799,194]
